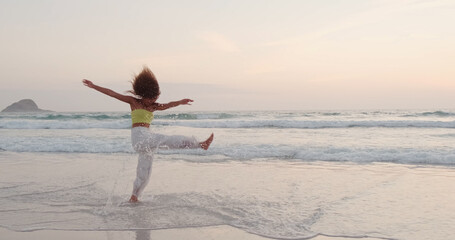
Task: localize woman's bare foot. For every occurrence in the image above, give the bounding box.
[200,133,214,150]
[129,195,138,203]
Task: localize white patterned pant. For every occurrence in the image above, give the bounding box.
[130,127,199,197]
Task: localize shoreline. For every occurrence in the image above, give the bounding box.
[0,226,383,240]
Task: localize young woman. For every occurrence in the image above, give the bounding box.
[82,67,214,202]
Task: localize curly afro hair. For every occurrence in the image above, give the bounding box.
[130,67,160,99]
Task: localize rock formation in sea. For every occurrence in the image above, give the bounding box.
[1,99,51,112]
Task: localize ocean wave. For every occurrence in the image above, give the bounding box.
[2,110,455,129]
[0,112,238,121]
[402,111,455,117]
[0,112,131,120]
[0,112,242,129]
[2,138,454,165]
[421,111,455,117]
[198,145,455,166]
[2,119,454,129]
[0,119,131,129]
[157,119,455,129]
[156,112,238,120]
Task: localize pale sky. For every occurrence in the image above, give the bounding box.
[0,0,454,112]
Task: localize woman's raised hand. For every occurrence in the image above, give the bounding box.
[82,79,95,88]
[180,99,194,105]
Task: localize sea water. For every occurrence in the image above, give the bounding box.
[1,110,455,239]
[1,110,455,164]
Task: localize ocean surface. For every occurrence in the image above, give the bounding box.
[1,110,455,240]
[1,110,455,165]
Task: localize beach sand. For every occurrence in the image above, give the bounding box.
[0,226,381,240]
[1,152,454,240]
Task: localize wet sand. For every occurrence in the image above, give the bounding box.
[1,152,455,240]
[0,226,382,240]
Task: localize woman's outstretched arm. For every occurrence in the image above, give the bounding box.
[82,79,134,104]
[154,99,193,111]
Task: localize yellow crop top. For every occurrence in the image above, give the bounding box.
[131,109,154,124]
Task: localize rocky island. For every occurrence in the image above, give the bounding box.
[1,99,51,112]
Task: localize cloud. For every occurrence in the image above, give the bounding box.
[198,32,240,53]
